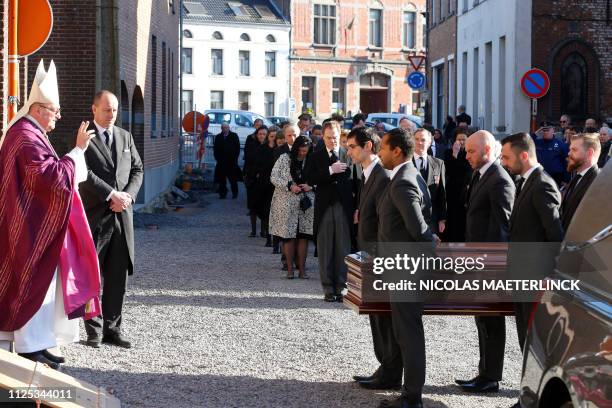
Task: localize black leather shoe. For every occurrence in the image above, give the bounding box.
[335,294,344,302]
[353,374,375,382]
[102,333,132,349]
[378,395,423,408]
[455,376,479,386]
[42,349,65,364]
[458,377,499,393]
[324,294,335,302]
[85,337,101,348]
[359,378,402,390]
[19,351,60,370]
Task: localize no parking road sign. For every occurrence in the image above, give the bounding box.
[408,72,426,90]
[521,69,550,99]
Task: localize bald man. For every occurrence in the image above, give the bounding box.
[455,130,515,393]
[80,90,143,349]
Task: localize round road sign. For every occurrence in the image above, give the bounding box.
[408,72,426,90]
[521,69,550,99]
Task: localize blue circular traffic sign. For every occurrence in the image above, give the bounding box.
[521,69,550,99]
[408,72,426,90]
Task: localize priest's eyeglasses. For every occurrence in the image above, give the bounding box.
[39,105,62,116]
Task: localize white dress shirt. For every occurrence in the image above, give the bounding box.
[390,161,409,180]
[362,156,380,184]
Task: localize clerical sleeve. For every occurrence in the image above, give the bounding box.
[66,147,87,185]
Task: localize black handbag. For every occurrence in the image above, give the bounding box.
[299,193,312,212]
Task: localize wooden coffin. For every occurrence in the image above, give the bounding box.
[344,243,515,316]
[0,348,121,408]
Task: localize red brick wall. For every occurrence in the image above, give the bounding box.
[27,0,97,155]
[532,0,612,126]
[118,0,179,170]
[290,0,427,118]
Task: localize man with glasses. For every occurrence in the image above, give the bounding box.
[0,60,100,368]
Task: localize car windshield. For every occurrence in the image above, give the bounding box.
[208,112,231,124]
[370,117,398,126]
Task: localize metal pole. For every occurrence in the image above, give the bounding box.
[8,0,19,121]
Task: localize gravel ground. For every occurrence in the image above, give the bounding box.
[61,186,522,408]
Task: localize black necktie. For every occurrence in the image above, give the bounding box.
[515,177,525,199]
[466,171,481,206]
[103,130,111,148]
[563,174,582,201]
[330,151,338,165]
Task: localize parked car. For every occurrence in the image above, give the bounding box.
[342,120,395,132]
[519,161,612,408]
[267,116,290,126]
[366,113,424,128]
[205,109,273,145]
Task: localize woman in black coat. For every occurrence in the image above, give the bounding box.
[443,128,472,242]
[244,126,267,237]
[254,127,277,246]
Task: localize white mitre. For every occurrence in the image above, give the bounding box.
[1,59,60,147]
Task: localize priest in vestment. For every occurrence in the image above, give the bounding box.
[0,60,101,369]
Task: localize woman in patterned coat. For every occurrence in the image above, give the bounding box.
[269,135,315,279]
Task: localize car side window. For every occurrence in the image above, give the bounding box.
[209,112,231,124]
[235,114,253,128]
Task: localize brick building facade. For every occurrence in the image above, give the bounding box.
[279,0,427,119]
[427,0,457,129]
[532,0,612,126]
[1,0,180,205]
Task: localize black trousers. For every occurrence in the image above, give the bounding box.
[369,314,403,381]
[391,302,425,399]
[217,166,238,198]
[514,302,532,352]
[475,316,506,381]
[85,216,130,338]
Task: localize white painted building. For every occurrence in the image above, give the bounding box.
[181,0,291,119]
[455,0,532,136]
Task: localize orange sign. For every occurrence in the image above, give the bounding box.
[17,0,53,56]
[182,111,207,133]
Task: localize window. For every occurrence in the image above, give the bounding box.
[332,78,346,112]
[208,112,231,124]
[369,9,382,47]
[473,47,479,119]
[182,48,192,74]
[561,52,588,117]
[183,29,193,38]
[211,49,223,75]
[462,0,468,12]
[170,51,175,135]
[264,92,275,116]
[182,91,193,116]
[151,35,157,135]
[239,51,250,76]
[169,0,175,14]
[235,113,253,127]
[240,33,251,41]
[301,76,316,112]
[435,65,445,128]
[210,91,224,109]
[266,34,276,42]
[162,42,167,132]
[403,12,416,49]
[212,31,223,40]
[238,91,250,111]
[313,4,337,45]
[422,14,427,49]
[265,52,276,77]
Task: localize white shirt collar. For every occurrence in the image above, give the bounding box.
[328,148,339,157]
[362,156,379,183]
[478,159,495,176]
[94,120,112,137]
[25,114,46,134]
[390,160,409,180]
[577,166,591,177]
[522,164,539,181]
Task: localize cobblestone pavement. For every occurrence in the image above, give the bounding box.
[62,186,522,408]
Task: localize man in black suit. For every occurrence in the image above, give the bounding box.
[307,121,353,302]
[80,90,143,349]
[346,128,402,390]
[376,128,435,408]
[560,133,600,232]
[454,131,515,393]
[500,133,564,349]
[213,122,241,199]
[456,105,472,126]
[413,129,447,236]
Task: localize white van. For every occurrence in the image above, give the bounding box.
[366,113,424,129]
[205,109,273,146]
